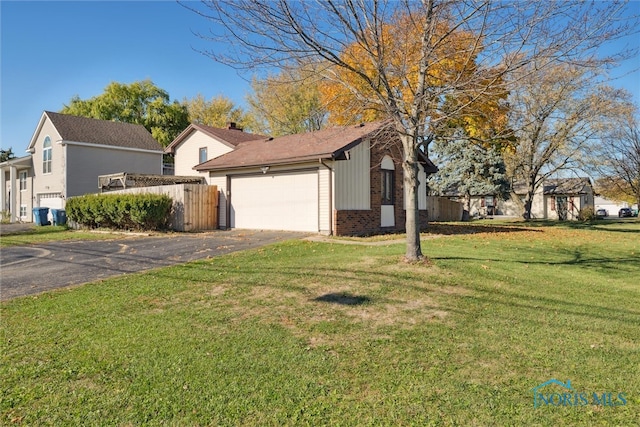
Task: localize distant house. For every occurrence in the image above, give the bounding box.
[169,121,437,235]
[542,178,595,220]
[0,111,163,223]
[594,196,637,217]
[447,177,595,220]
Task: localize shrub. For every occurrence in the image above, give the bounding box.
[66,193,172,231]
[577,206,596,222]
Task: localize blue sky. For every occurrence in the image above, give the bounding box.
[1,0,252,153]
[1,1,639,154]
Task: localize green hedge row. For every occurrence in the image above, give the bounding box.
[66,193,172,231]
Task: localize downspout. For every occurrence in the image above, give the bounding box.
[319,159,333,235]
[226,175,231,230]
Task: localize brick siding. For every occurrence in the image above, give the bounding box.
[333,137,428,236]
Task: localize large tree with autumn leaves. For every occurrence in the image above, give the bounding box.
[184,0,634,261]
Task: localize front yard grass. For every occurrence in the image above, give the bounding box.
[1,223,639,425]
[0,226,147,247]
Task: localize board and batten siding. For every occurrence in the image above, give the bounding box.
[173,131,234,180]
[318,165,332,234]
[106,184,218,231]
[333,140,370,210]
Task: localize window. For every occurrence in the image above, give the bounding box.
[20,205,27,218]
[199,147,207,164]
[43,136,52,174]
[19,171,27,191]
[381,169,394,205]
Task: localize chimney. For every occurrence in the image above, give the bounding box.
[227,122,243,131]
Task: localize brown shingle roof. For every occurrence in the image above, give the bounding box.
[164,123,266,153]
[45,111,162,151]
[195,121,389,171]
[543,177,592,195]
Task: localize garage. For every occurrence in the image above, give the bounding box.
[36,192,64,223]
[230,171,318,232]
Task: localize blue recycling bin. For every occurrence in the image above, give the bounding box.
[32,207,51,226]
[51,209,67,226]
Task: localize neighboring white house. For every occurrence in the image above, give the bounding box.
[1,111,163,223]
[541,178,595,220]
[164,122,266,182]
[594,196,638,217]
[173,121,438,235]
[453,177,595,220]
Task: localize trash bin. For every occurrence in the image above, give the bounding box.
[32,207,51,226]
[51,209,67,226]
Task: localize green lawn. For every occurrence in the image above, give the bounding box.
[1,221,639,425]
[0,226,148,247]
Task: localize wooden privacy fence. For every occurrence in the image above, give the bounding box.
[427,196,463,222]
[107,184,218,232]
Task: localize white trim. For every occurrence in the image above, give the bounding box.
[19,171,28,191]
[381,205,395,227]
[57,140,163,154]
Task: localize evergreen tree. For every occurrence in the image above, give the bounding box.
[429,136,509,220]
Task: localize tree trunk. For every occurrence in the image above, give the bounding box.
[462,192,471,221]
[402,135,423,262]
[523,190,534,220]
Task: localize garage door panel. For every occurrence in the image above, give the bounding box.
[36,193,63,223]
[231,172,318,232]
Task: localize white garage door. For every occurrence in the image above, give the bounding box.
[36,193,64,222]
[230,172,318,232]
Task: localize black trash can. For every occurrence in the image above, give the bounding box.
[51,209,67,226]
[32,207,51,226]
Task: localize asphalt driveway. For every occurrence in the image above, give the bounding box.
[0,229,306,301]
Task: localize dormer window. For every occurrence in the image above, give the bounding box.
[43,136,52,174]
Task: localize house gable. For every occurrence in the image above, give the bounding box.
[28,111,162,153]
[165,123,266,179]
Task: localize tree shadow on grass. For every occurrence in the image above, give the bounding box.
[312,292,371,306]
[424,223,543,235]
[504,219,640,233]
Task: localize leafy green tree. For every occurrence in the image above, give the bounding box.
[0,148,15,162]
[183,94,253,129]
[248,66,326,136]
[429,136,509,220]
[61,80,189,147]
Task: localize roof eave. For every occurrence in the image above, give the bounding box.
[27,112,50,152]
[164,124,197,154]
[195,153,336,172]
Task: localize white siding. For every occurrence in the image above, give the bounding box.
[318,165,331,234]
[173,131,234,180]
[334,140,370,210]
[31,118,65,200]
